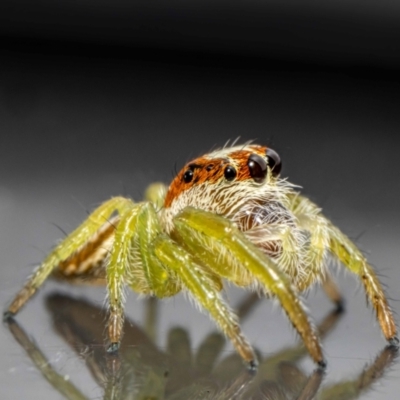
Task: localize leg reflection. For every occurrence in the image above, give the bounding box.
[5,292,398,400]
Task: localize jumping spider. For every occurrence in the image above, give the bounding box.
[4,143,398,370]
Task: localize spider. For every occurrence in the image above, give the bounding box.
[4,143,398,371]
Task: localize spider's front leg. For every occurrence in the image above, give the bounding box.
[105,205,140,351]
[106,200,181,351]
[153,235,258,370]
[171,207,325,368]
[4,197,134,320]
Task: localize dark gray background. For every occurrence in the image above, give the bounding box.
[0,1,399,398]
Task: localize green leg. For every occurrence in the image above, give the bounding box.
[106,202,140,350]
[291,194,397,346]
[172,207,325,367]
[289,194,345,309]
[144,182,168,211]
[5,197,134,318]
[134,202,180,297]
[107,201,180,351]
[329,223,398,345]
[154,234,258,370]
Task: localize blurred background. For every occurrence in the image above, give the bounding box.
[0,1,399,399]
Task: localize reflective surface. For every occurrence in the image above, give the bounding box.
[6,294,398,400]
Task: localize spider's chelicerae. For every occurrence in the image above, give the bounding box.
[4,143,398,370]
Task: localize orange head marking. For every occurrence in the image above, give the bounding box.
[164,144,282,209]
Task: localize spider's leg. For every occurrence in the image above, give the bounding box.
[328,223,398,345]
[107,201,180,351]
[289,194,344,310]
[105,203,140,350]
[153,234,258,370]
[291,194,398,346]
[144,182,168,211]
[132,202,181,297]
[5,197,134,319]
[320,273,344,311]
[172,207,325,367]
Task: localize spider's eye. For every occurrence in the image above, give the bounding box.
[266,148,282,177]
[224,165,237,181]
[247,154,267,183]
[183,169,194,183]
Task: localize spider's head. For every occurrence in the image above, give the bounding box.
[162,144,283,228]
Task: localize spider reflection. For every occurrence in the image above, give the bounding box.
[7,294,397,400]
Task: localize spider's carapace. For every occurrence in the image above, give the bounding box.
[4,143,398,370]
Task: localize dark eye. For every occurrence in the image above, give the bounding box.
[183,169,194,183]
[266,148,282,176]
[247,154,267,183]
[224,165,237,181]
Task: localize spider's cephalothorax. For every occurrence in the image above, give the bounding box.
[4,144,398,370]
[161,145,307,288]
[163,145,285,229]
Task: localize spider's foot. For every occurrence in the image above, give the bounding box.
[388,336,399,350]
[317,359,327,371]
[247,359,258,374]
[3,311,15,323]
[334,299,346,314]
[107,342,120,354]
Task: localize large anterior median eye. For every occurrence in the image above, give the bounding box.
[247,154,267,183]
[266,148,282,176]
[183,169,194,183]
